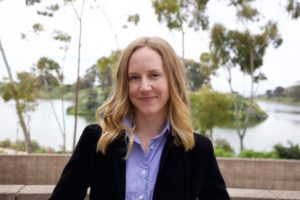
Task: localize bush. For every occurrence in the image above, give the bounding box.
[274,142,300,159]
[214,138,234,153]
[0,139,52,153]
[214,148,234,157]
[213,138,235,157]
[0,139,11,148]
[239,149,278,159]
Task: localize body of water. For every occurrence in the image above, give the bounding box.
[0,99,89,151]
[214,101,300,152]
[1,99,299,152]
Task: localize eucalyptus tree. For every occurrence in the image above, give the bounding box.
[25,0,87,151]
[95,50,121,95]
[184,58,210,91]
[35,57,69,152]
[209,1,282,151]
[286,0,300,19]
[0,40,38,152]
[67,0,86,151]
[152,0,209,62]
[21,2,72,152]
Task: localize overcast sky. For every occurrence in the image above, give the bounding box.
[0,0,299,96]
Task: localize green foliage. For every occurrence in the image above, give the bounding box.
[32,23,44,34]
[0,139,53,153]
[127,14,140,25]
[53,30,71,42]
[286,0,300,19]
[274,142,300,159]
[287,82,300,101]
[189,88,231,135]
[184,59,209,91]
[225,94,268,128]
[36,57,62,89]
[229,0,260,22]
[1,71,39,112]
[214,138,235,153]
[214,138,235,157]
[239,149,279,159]
[66,88,109,121]
[214,148,235,157]
[95,50,121,91]
[0,139,11,148]
[152,0,209,31]
[37,3,60,17]
[25,0,41,6]
[76,66,97,90]
[209,22,282,76]
[262,82,300,102]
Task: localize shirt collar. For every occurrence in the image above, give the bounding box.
[122,117,170,144]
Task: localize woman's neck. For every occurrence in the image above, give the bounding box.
[133,113,167,152]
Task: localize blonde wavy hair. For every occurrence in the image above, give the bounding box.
[95,36,195,157]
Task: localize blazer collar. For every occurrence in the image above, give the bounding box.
[108,129,175,200]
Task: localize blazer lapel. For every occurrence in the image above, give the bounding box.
[109,133,127,200]
[152,130,174,199]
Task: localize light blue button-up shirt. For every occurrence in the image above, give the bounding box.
[123,118,169,200]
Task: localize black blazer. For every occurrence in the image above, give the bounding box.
[49,124,230,200]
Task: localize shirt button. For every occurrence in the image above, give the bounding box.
[139,194,144,200]
[141,169,146,176]
[150,145,154,150]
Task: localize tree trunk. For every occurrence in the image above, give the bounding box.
[0,39,31,153]
[239,133,244,151]
[42,77,66,152]
[72,0,85,151]
[60,85,66,153]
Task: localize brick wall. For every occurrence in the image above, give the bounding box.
[0,155,299,190]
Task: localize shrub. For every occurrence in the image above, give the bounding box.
[214,148,234,157]
[0,139,51,153]
[0,139,11,148]
[274,142,300,159]
[239,149,278,159]
[214,138,234,153]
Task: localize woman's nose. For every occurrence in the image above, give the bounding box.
[140,78,152,92]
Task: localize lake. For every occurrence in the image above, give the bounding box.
[0,99,299,152]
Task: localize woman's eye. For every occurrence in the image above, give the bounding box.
[151,73,160,78]
[129,76,139,81]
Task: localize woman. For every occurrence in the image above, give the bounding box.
[49,36,230,200]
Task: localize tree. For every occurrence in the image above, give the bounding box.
[189,88,231,141]
[184,59,209,91]
[76,67,95,90]
[35,57,69,152]
[273,86,285,97]
[265,89,272,98]
[68,0,86,151]
[95,50,121,93]
[209,1,282,151]
[152,0,209,62]
[0,68,39,153]
[286,0,300,19]
[287,81,300,101]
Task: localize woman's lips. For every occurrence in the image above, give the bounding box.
[139,96,157,102]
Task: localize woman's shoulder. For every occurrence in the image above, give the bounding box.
[193,133,212,147]
[191,133,214,156]
[76,124,102,147]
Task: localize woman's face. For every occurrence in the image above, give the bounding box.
[128,46,169,119]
